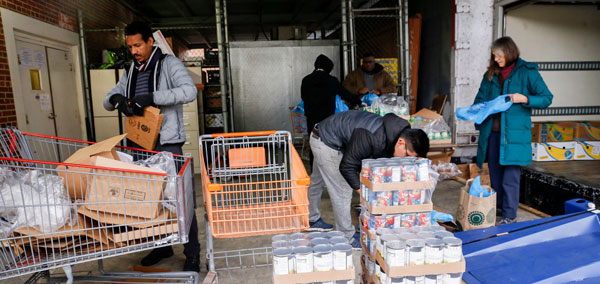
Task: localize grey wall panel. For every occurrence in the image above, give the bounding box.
[230,40,340,132]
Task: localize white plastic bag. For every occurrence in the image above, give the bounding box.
[134,152,177,213]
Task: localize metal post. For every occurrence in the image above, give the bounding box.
[397,0,405,98]
[348,0,356,70]
[402,0,410,100]
[77,10,95,141]
[341,0,349,77]
[215,0,229,132]
[223,0,235,132]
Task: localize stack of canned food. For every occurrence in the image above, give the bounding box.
[362,225,463,284]
[271,231,355,283]
[361,209,431,230]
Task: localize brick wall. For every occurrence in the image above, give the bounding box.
[0,0,134,128]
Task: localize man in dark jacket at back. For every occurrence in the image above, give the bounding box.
[302,55,362,232]
[309,110,429,247]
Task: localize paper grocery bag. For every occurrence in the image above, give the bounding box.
[125,106,163,150]
[456,179,496,231]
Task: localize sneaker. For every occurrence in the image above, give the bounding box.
[306,218,334,232]
[183,257,200,272]
[498,218,516,225]
[141,246,174,266]
[350,232,361,249]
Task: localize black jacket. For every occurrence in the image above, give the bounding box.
[301,70,361,134]
[317,111,411,190]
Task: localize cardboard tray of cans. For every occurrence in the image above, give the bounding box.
[360,197,433,215]
[272,268,355,284]
[361,176,436,192]
[375,251,465,277]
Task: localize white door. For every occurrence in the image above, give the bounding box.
[16,40,55,136]
[46,47,82,139]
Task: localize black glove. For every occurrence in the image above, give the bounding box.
[109,94,133,116]
[130,94,153,116]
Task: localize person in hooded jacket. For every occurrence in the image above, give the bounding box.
[342,52,396,97]
[309,110,429,247]
[474,36,553,225]
[301,55,363,232]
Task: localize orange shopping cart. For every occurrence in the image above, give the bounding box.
[199,131,310,283]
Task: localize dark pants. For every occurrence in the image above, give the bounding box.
[487,132,521,220]
[130,140,201,260]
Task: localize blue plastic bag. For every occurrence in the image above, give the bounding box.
[431,210,454,223]
[361,92,379,106]
[456,95,513,124]
[335,95,349,114]
[469,176,490,197]
[292,100,304,114]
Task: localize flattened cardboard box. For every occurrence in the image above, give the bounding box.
[361,176,435,192]
[85,156,166,219]
[272,268,355,284]
[376,251,465,277]
[125,106,163,150]
[57,134,126,200]
[360,197,433,215]
[78,205,173,228]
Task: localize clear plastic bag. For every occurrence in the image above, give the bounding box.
[0,168,71,237]
[431,162,462,180]
[134,152,177,213]
[372,94,409,117]
[411,116,451,140]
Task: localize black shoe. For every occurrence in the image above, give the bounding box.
[183,257,200,272]
[141,247,174,266]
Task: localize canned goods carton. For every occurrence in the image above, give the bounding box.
[416,212,432,226]
[401,213,416,228]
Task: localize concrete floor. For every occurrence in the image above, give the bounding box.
[3,165,543,283]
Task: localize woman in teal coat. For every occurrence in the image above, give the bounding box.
[474,37,553,224]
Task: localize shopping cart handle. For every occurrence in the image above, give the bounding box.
[297,177,310,186]
[207,183,223,192]
[211,131,277,138]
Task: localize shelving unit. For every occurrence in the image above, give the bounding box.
[201,48,225,134]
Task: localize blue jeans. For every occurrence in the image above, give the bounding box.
[487,131,521,220]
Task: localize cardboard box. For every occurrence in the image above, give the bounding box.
[531,122,576,142]
[272,268,355,284]
[360,176,436,192]
[575,121,600,141]
[78,204,173,228]
[111,222,179,244]
[375,251,465,277]
[532,142,576,162]
[57,134,126,200]
[427,150,454,165]
[360,197,433,215]
[469,163,490,186]
[125,106,163,150]
[574,141,600,160]
[85,156,166,219]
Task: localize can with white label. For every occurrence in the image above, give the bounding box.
[313,244,333,272]
[333,243,353,270]
[293,246,313,273]
[273,248,293,275]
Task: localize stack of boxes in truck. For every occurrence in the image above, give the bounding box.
[359,157,465,284]
[531,121,600,161]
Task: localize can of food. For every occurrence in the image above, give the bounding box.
[401,213,416,228]
[444,273,463,284]
[425,238,444,264]
[389,277,406,284]
[400,162,417,182]
[435,231,453,240]
[308,232,327,240]
[442,237,463,263]
[333,243,353,270]
[370,163,388,183]
[290,232,307,240]
[430,224,446,232]
[405,275,425,284]
[272,240,289,249]
[408,226,421,234]
[398,233,418,242]
[272,234,288,243]
[398,190,410,205]
[373,215,386,230]
[379,234,396,258]
[392,214,403,229]
[409,189,423,205]
[311,237,330,247]
[292,239,311,247]
[374,191,393,207]
[327,230,345,239]
[407,239,426,266]
[292,246,313,273]
[273,247,293,275]
[419,226,434,232]
[416,212,431,226]
[393,227,410,235]
[425,274,443,284]
[361,159,376,179]
[313,244,333,272]
[385,240,406,267]
[388,162,402,182]
[361,184,369,201]
[385,214,395,228]
[416,159,430,181]
[329,236,348,245]
[417,231,435,240]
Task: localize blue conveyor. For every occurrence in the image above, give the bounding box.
[455,210,600,284]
